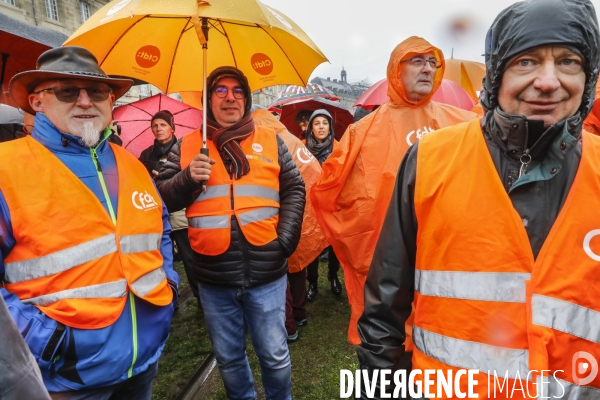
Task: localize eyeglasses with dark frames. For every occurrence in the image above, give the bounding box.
[32,84,112,103]
[400,57,442,69]
[213,86,245,99]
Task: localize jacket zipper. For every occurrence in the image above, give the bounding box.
[127,291,138,378]
[519,149,532,178]
[229,172,251,286]
[90,132,139,378]
[90,146,117,223]
[518,121,532,179]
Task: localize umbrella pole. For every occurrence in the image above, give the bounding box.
[201,17,209,157]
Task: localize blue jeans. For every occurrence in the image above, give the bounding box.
[199,275,291,400]
[48,361,158,400]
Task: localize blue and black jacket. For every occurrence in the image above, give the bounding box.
[0,114,179,392]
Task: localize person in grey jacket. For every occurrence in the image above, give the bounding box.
[0,296,50,400]
[356,0,600,398]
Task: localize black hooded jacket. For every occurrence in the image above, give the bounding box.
[356,0,600,396]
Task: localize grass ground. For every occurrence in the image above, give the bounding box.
[151,262,212,400]
[152,261,358,399]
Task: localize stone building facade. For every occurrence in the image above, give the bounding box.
[0,0,108,36]
[251,67,370,112]
[311,68,370,111]
[251,84,287,108]
[1,0,157,105]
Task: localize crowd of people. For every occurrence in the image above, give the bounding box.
[1,0,600,399]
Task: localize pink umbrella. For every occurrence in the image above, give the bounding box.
[353,78,475,111]
[113,94,202,157]
[353,78,387,110]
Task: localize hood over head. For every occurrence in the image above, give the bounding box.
[482,0,600,121]
[306,109,334,139]
[206,66,253,121]
[386,36,445,108]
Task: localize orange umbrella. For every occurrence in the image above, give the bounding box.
[583,77,600,135]
[179,92,203,110]
[443,58,486,102]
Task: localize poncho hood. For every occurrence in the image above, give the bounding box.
[386,36,445,108]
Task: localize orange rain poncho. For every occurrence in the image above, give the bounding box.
[253,109,329,272]
[583,78,600,135]
[471,102,484,117]
[311,36,477,344]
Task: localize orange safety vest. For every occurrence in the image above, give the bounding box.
[181,127,280,256]
[412,118,600,399]
[0,137,172,330]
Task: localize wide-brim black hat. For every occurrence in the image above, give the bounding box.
[9,46,133,114]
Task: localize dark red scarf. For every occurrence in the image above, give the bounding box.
[206,115,255,179]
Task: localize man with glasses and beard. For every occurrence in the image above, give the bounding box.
[156,66,305,400]
[2,46,179,399]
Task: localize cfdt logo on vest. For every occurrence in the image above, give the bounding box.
[573,351,598,386]
[136,45,161,68]
[132,191,158,211]
[584,229,600,261]
[251,53,274,75]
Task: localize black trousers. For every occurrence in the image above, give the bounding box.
[170,228,198,298]
[285,269,307,334]
[306,246,339,285]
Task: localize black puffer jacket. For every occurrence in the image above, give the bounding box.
[155,132,305,288]
[138,135,178,177]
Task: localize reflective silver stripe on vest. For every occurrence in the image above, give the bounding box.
[532,294,600,344]
[413,326,530,379]
[188,215,230,229]
[238,207,279,226]
[131,268,166,297]
[120,234,161,254]
[195,185,229,202]
[415,270,531,303]
[4,234,118,283]
[235,185,280,203]
[537,376,600,399]
[22,279,127,306]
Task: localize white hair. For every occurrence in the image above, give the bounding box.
[75,121,102,147]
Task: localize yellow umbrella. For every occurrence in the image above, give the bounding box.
[443,58,486,102]
[179,91,203,110]
[64,0,328,149]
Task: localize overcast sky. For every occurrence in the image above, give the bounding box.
[260,0,600,84]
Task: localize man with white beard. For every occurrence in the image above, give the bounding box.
[1,46,179,399]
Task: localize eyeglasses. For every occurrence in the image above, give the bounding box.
[213,86,245,99]
[33,84,112,103]
[400,57,442,69]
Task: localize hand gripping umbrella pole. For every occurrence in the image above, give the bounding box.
[200,17,209,159]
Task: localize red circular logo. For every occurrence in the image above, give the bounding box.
[251,53,274,75]
[135,45,161,68]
